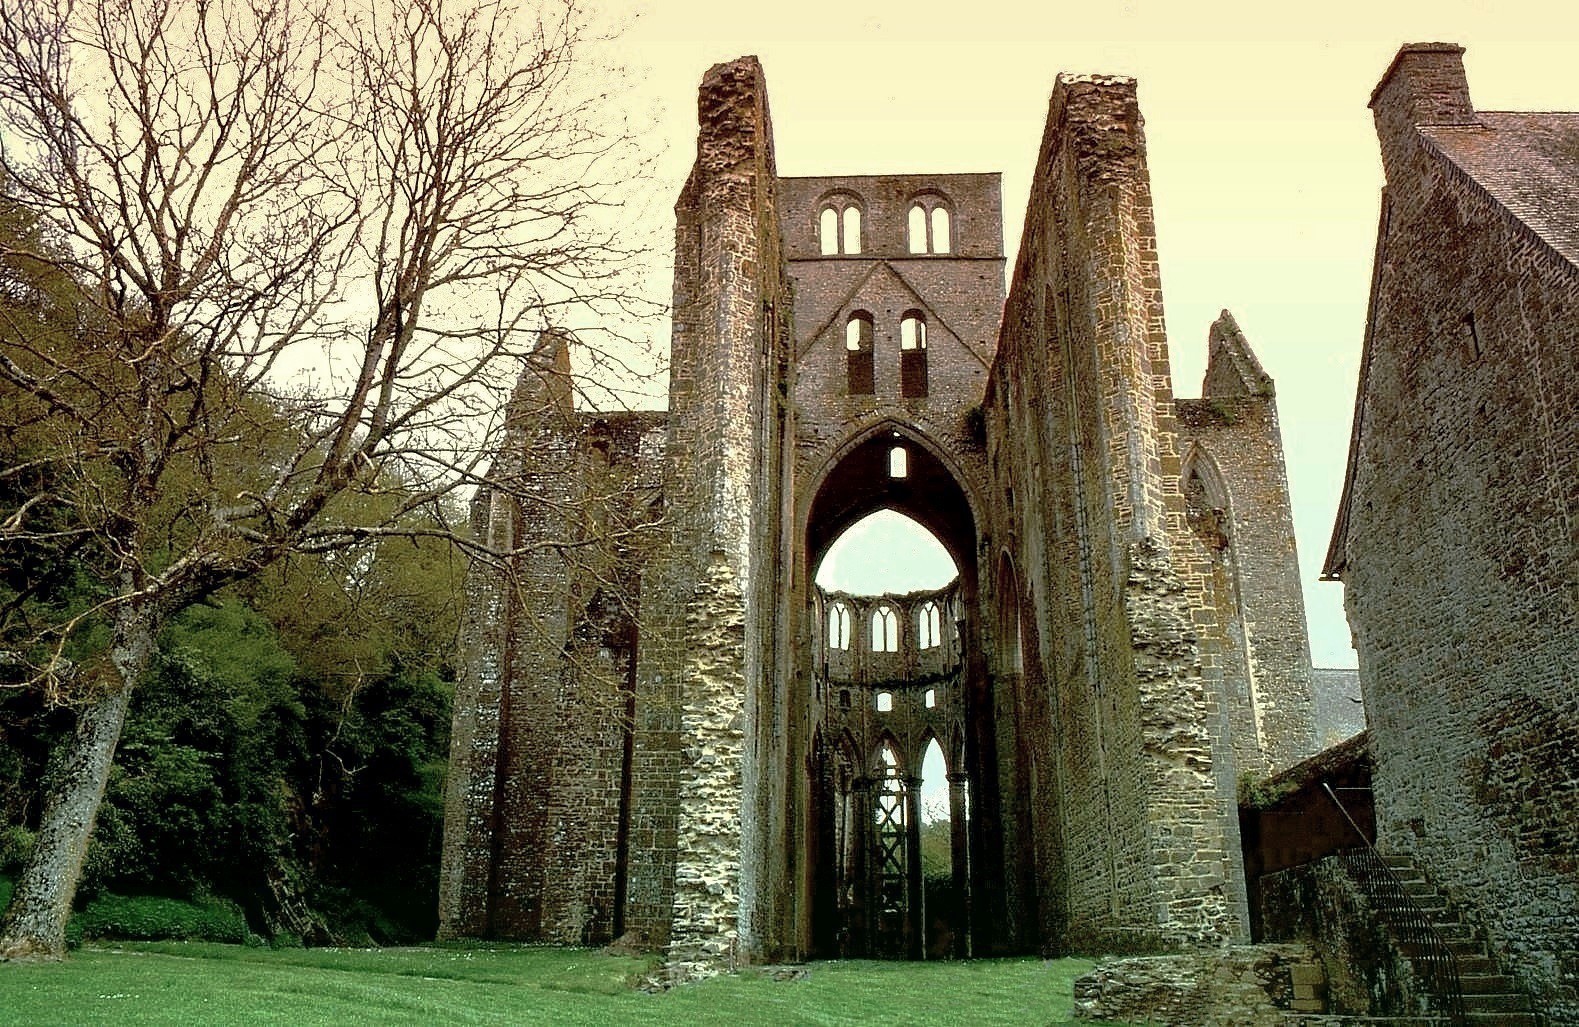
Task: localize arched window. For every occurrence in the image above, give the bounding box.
[907,204,928,254]
[819,207,839,255]
[888,445,908,478]
[918,601,941,650]
[845,312,874,395]
[842,206,862,255]
[819,197,863,255]
[930,206,951,253]
[874,744,908,917]
[900,311,928,398]
[907,196,953,254]
[828,601,851,650]
[872,605,898,653]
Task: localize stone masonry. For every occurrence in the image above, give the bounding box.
[440,56,1321,972]
[1324,43,1579,1020]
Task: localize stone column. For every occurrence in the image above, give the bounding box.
[905,776,925,959]
[947,771,972,958]
[848,776,871,957]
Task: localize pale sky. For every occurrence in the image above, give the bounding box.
[598,0,1579,668]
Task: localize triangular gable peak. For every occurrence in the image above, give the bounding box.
[1201,309,1275,399]
[798,259,987,370]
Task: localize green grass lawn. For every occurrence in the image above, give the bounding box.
[0,942,1112,1025]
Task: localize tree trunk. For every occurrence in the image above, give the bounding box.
[0,607,152,961]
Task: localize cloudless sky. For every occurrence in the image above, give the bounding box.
[595,0,1579,668]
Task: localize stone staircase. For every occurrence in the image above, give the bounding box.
[1377,854,1540,1026]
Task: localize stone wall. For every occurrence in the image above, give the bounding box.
[1073,945,1326,1024]
[438,335,666,943]
[1177,311,1318,778]
[1328,43,1579,1019]
[1260,856,1430,1017]
[627,55,796,974]
[982,74,1241,949]
[783,169,1005,956]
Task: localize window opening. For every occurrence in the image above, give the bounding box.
[907,204,927,254]
[872,605,898,652]
[930,206,951,253]
[820,198,864,255]
[875,745,909,935]
[840,689,851,709]
[918,601,941,649]
[842,206,862,255]
[900,313,928,398]
[846,312,874,395]
[876,691,894,713]
[907,197,953,254]
[924,688,936,709]
[828,602,851,650]
[889,446,908,478]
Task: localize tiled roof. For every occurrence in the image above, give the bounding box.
[1421,112,1579,266]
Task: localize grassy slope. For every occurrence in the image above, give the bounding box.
[0,943,1113,1026]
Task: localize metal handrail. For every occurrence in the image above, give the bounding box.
[1321,781,1465,1024]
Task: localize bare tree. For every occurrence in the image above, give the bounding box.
[0,0,654,958]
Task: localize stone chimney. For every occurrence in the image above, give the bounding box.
[1370,43,1476,130]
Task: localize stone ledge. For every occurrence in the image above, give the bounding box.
[1075,944,1324,1025]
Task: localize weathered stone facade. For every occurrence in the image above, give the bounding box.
[441,56,1320,971]
[1324,43,1579,1021]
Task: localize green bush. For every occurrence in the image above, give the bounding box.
[0,824,33,875]
[67,892,249,945]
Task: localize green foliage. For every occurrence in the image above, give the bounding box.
[919,817,953,881]
[0,823,33,876]
[1238,771,1297,810]
[65,894,249,946]
[2,532,459,945]
[77,602,302,901]
[0,944,1116,1025]
[1205,398,1243,426]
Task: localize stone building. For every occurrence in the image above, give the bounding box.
[439,56,1321,972]
[1323,43,1579,1018]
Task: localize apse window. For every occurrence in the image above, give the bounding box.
[872,605,898,652]
[907,197,952,254]
[828,601,851,650]
[888,445,908,478]
[918,601,941,649]
[876,691,894,713]
[900,312,928,398]
[819,198,863,255]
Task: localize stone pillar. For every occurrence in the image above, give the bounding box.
[905,776,925,959]
[947,771,972,958]
[848,776,871,957]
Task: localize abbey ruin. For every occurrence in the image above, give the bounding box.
[440,42,1576,1021]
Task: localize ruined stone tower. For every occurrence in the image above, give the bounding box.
[439,57,1319,970]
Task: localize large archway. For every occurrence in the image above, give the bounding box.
[799,426,1005,959]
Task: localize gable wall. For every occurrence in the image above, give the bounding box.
[1344,61,1579,1015]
